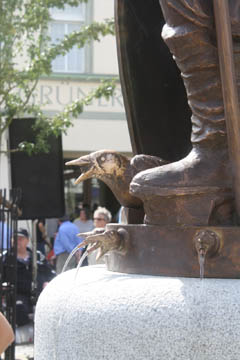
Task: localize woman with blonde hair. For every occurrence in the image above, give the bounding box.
[87,206,112,265]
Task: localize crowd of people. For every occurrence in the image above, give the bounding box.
[0,204,114,353]
[53,206,112,271]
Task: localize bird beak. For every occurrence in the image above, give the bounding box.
[65,155,95,184]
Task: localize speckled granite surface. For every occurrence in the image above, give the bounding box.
[35,265,240,360]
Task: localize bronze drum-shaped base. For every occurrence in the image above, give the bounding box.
[105,224,240,279]
[142,187,234,226]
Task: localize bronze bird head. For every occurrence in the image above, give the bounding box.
[66,150,130,184]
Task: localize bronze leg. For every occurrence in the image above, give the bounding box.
[130,0,235,226]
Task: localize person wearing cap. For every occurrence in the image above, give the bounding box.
[3,228,56,327]
[54,215,84,274]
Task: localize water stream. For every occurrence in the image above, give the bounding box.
[53,247,89,358]
[74,251,89,280]
[198,253,205,280]
[61,244,82,273]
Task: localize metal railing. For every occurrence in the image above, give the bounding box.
[0,188,21,360]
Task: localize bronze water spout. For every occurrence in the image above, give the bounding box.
[194,230,220,279]
[79,227,130,260]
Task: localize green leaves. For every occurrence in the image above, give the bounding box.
[0,0,117,154]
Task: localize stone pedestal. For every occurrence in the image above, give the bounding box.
[35,265,240,360]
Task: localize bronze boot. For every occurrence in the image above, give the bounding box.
[130,0,234,226]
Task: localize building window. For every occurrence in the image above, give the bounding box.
[50,4,86,73]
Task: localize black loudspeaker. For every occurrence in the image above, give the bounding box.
[9,118,65,220]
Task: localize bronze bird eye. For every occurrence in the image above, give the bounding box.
[96,157,105,170]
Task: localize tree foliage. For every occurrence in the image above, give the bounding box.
[0,0,116,154]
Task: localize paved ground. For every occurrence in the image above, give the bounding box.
[15,343,34,360]
[14,323,34,359]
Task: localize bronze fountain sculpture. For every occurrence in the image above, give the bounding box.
[67,0,240,279]
[34,3,240,359]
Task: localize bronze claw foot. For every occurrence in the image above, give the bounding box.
[79,227,130,260]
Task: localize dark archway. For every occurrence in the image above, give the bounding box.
[115,0,192,162]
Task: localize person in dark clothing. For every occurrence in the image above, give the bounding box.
[36,219,47,255]
[3,228,56,327]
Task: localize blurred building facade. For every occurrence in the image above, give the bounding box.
[1,0,132,219]
[40,0,131,218]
